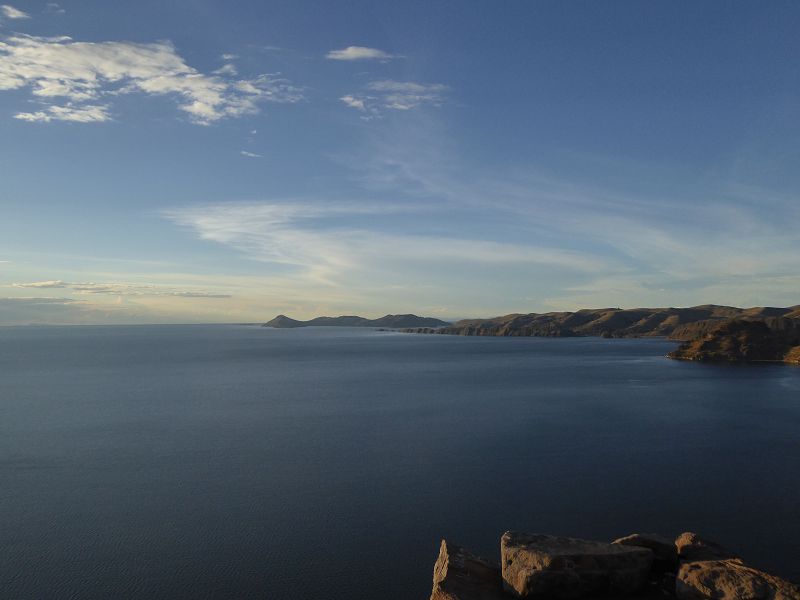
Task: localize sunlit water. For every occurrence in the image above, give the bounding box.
[1,325,798,599]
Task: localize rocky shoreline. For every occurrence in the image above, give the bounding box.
[667,318,800,365]
[403,305,800,366]
[429,531,800,599]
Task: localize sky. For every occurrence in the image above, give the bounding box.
[1,0,799,324]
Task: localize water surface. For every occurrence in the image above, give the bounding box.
[1,325,798,598]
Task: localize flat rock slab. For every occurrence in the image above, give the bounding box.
[431,539,507,600]
[677,559,800,600]
[501,532,653,598]
[613,533,678,571]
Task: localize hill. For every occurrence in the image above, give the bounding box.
[668,317,800,364]
[263,314,451,329]
[404,305,800,339]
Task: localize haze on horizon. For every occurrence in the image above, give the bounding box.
[1,1,799,325]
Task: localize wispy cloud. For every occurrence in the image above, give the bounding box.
[15,103,111,122]
[326,110,800,310]
[367,81,447,110]
[13,280,68,288]
[240,150,262,158]
[1,4,29,19]
[213,63,238,76]
[0,34,303,124]
[45,3,65,15]
[341,80,448,116]
[12,280,231,297]
[163,201,609,292]
[326,46,395,61]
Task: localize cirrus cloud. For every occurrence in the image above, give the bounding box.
[13,280,67,288]
[12,280,231,297]
[162,200,610,291]
[340,80,448,116]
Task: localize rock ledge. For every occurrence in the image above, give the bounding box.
[429,531,799,600]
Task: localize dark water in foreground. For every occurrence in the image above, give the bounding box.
[1,325,799,599]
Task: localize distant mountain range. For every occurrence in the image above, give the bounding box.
[403,304,800,364]
[263,314,451,329]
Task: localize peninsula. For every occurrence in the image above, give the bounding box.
[263,313,451,329]
[404,305,800,365]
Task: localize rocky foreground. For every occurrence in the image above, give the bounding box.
[430,531,800,600]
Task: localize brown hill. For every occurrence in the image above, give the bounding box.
[668,318,800,364]
[404,305,799,339]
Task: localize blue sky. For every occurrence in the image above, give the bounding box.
[1,1,799,324]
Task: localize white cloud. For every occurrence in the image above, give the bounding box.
[339,94,365,111]
[14,103,111,122]
[13,280,68,288]
[341,80,448,115]
[325,46,394,61]
[240,150,262,158]
[0,34,303,124]
[45,3,65,15]
[1,4,29,19]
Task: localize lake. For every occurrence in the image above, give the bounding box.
[1,325,799,598]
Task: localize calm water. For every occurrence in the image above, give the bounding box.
[1,325,799,599]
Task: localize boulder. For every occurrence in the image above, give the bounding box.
[676,559,800,600]
[613,532,678,571]
[501,531,653,598]
[675,532,740,562]
[430,539,507,600]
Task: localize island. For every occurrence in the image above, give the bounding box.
[403,305,800,365]
[263,313,451,329]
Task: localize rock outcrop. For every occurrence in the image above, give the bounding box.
[613,532,678,573]
[429,531,800,600]
[667,318,800,365]
[431,540,507,600]
[675,532,740,562]
[501,532,652,598]
[677,559,800,600]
